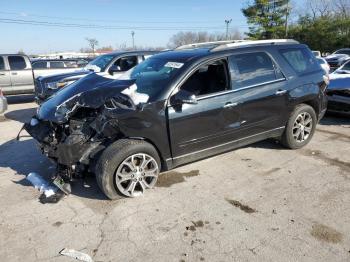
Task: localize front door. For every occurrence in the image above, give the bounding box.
[7,55,34,87]
[168,58,241,159]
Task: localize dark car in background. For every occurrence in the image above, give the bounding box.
[325,48,350,71]
[34,51,157,104]
[24,40,327,200]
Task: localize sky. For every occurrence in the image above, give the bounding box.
[0,0,303,54]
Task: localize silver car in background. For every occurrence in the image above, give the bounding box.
[0,55,34,95]
[0,54,85,95]
[0,88,8,114]
[316,57,330,75]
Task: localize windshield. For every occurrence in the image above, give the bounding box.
[334,50,350,56]
[86,54,115,71]
[317,58,326,65]
[119,58,184,98]
[340,61,350,71]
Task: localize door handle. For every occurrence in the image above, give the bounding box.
[224,102,238,108]
[275,90,287,95]
[0,73,5,76]
[11,72,18,75]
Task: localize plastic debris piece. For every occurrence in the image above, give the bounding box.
[26,172,58,195]
[53,176,72,195]
[59,248,93,262]
[39,191,65,204]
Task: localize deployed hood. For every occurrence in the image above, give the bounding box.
[37,73,138,123]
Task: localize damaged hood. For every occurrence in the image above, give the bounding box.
[37,73,136,123]
[328,74,350,91]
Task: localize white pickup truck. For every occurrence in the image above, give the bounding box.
[0,54,85,95]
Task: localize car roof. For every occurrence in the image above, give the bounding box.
[101,50,159,56]
[31,59,87,62]
[151,41,304,62]
[151,48,210,62]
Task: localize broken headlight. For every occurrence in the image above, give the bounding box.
[54,103,69,121]
[46,81,66,90]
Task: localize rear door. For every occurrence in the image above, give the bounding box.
[0,56,11,88]
[228,51,288,136]
[8,55,34,86]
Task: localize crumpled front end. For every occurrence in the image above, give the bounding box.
[24,113,113,169]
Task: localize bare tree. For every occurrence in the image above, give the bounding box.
[333,0,350,17]
[168,30,243,48]
[85,38,99,54]
[306,0,332,19]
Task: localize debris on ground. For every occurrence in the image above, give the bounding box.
[26,172,64,204]
[59,248,93,262]
[39,191,65,204]
[53,176,72,195]
[225,198,257,213]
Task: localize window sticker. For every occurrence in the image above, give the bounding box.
[164,62,184,69]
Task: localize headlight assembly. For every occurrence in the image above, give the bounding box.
[54,103,69,121]
[46,81,67,90]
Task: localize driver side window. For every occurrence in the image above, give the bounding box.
[181,59,230,97]
[113,56,138,72]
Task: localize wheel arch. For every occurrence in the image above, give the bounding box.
[126,136,169,171]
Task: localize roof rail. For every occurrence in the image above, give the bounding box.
[175,40,248,50]
[211,39,299,52]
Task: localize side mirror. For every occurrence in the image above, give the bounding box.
[171,90,198,105]
[108,65,121,75]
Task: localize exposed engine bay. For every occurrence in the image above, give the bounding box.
[22,74,148,190]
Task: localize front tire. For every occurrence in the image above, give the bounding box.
[95,139,161,200]
[281,104,317,149]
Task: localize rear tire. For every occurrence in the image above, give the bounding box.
[95,139,161,200]
[281,104,317,149]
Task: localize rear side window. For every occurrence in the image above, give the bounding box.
[8,56,27,70]
[50,61,65,69]
[32,61,47,69]
[0,57,4,70]
[280,48,319,74]
[229,52,284,89]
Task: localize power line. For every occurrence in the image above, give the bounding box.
[0,11,244,24]
[0,17,249,31]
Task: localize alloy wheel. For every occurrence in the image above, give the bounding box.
[115,153,159,197]
[292,112,313,143]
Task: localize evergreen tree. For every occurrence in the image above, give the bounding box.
[242,0,290,39]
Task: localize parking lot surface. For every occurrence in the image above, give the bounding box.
[0,99,349,262]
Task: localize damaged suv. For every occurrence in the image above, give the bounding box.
[24,40,328,199]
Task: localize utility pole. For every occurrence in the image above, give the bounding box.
[285,0,289,38]
[131,31,135,49]
[225,19,232,40]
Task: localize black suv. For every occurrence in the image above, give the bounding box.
[24,40,328,199]
[34,51,157,104]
